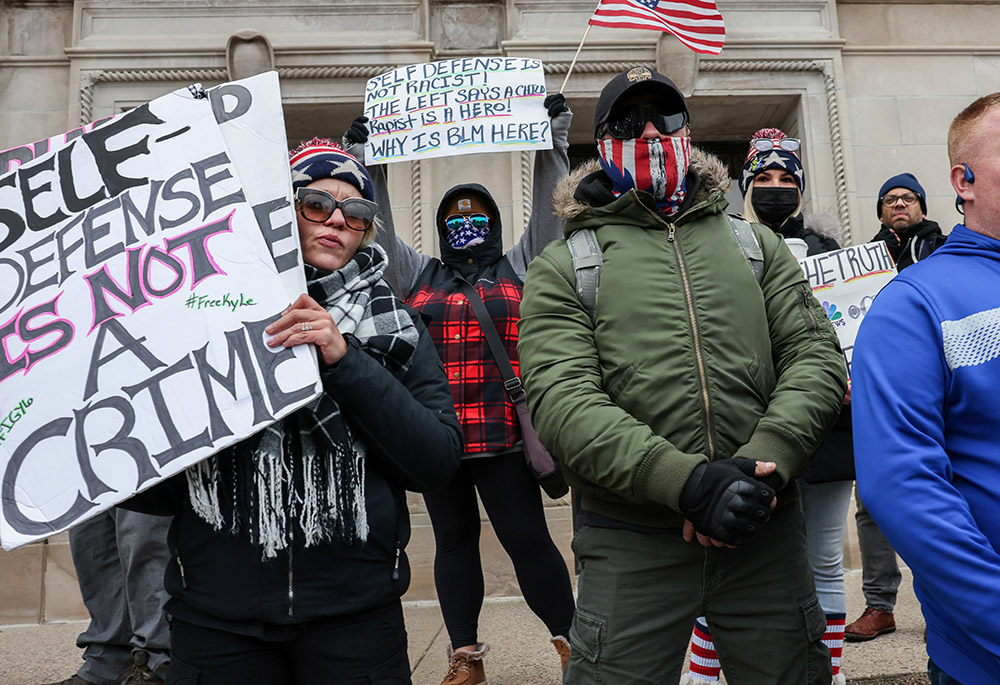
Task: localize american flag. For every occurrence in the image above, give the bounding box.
[588,0,726,55]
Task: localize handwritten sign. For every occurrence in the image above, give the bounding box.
[0,73,321,549]
[364,57,552,163]
[795,241,897,376]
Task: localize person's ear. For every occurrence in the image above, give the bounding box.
[952,163,974,206]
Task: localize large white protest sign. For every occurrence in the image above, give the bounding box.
[364,57,552,163]
[0,73,321,549]
[795,241,897,376]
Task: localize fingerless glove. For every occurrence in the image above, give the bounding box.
[679,457,774,545]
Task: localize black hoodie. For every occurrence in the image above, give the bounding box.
[434,183,506,280]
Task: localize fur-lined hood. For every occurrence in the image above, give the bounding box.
[552,146,732,222]
[802,211,842,244]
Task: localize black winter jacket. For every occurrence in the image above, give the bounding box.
[124,311,461,630]
[778,215,853,484]
[870,219,947,272]
[776,213,840,255]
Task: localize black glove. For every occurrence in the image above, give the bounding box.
[342,116,369,146]
[679,457,774,546]
[543,93,569,118]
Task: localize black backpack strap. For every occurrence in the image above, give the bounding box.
[727,214,764,284]
[566,228,603,321]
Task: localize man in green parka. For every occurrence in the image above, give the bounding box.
[517,67,848,684]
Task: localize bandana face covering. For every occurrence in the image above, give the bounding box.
[446,214,490,249]
[598,136,691,216]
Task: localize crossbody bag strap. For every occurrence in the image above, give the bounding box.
[458,280,566,495]
[457,280,525,404]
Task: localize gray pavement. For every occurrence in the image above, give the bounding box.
[0,568,928,685]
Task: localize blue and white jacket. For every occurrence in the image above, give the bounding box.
[853,223,1000,684]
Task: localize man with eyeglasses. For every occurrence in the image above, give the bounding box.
[844,172,947,644]
[517,66,847,684]
[870,173,947,272]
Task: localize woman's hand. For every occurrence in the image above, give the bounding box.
[265,293,348,366]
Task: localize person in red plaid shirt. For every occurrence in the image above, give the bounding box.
[343,93,575,684]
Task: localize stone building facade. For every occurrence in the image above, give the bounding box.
[1,0,998,624]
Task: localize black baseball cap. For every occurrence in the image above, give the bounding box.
[594,66,688,139]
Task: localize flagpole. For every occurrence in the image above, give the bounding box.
[560,23,593,93]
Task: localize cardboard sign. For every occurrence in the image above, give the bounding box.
[364,57,553,163]
[0,73,321,549]
[795,241,898,376]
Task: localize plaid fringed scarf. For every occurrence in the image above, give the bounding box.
[187,244,420,558]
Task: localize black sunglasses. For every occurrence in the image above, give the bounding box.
[295,187,377,231]
[601,101,689,140]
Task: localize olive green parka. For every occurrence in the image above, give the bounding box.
[517,150,848,529]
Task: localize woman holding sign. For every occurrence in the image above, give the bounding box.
[682,128,854,685]
[125,140,462,684]
[344,94,575,684]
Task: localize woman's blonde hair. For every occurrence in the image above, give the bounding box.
[360,214,383,249]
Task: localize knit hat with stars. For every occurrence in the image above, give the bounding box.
[738,128,805,197]
[288,137,375,201]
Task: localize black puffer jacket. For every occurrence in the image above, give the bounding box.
[124,311,461,629]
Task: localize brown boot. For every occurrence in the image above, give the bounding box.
[551,635,571,672]
[441,643,489,685]
[845,607,896,642]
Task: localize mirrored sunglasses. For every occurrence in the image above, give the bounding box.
[445,214,490,232]
[295,187,377,231]
[602,102,689,140]
[752,138,801,153]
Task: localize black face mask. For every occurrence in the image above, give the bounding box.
[751,187,800,228]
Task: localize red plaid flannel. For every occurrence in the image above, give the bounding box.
[408,274,522,454]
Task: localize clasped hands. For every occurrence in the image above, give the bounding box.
[680,458,779,549]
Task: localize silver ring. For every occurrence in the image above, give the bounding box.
[301,322,312,332]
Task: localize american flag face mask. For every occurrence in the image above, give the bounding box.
[598,135,691,216]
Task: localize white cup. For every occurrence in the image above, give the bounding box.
[784,238,808,260]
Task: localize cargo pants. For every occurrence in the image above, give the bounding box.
[565,503,830,684]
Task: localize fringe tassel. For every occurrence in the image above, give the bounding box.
[187,422,368,560]
[255,429,290,558]
[186,460,224,530]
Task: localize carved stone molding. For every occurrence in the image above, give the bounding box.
[78,68,228,124]
[409,160,423,253]
[78,65,394,125]
[275,66,393,80]
[542,61,645,75]
[226,29,274,81]
[520,150,532,228]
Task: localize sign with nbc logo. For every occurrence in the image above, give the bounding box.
[793,241,897,376]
